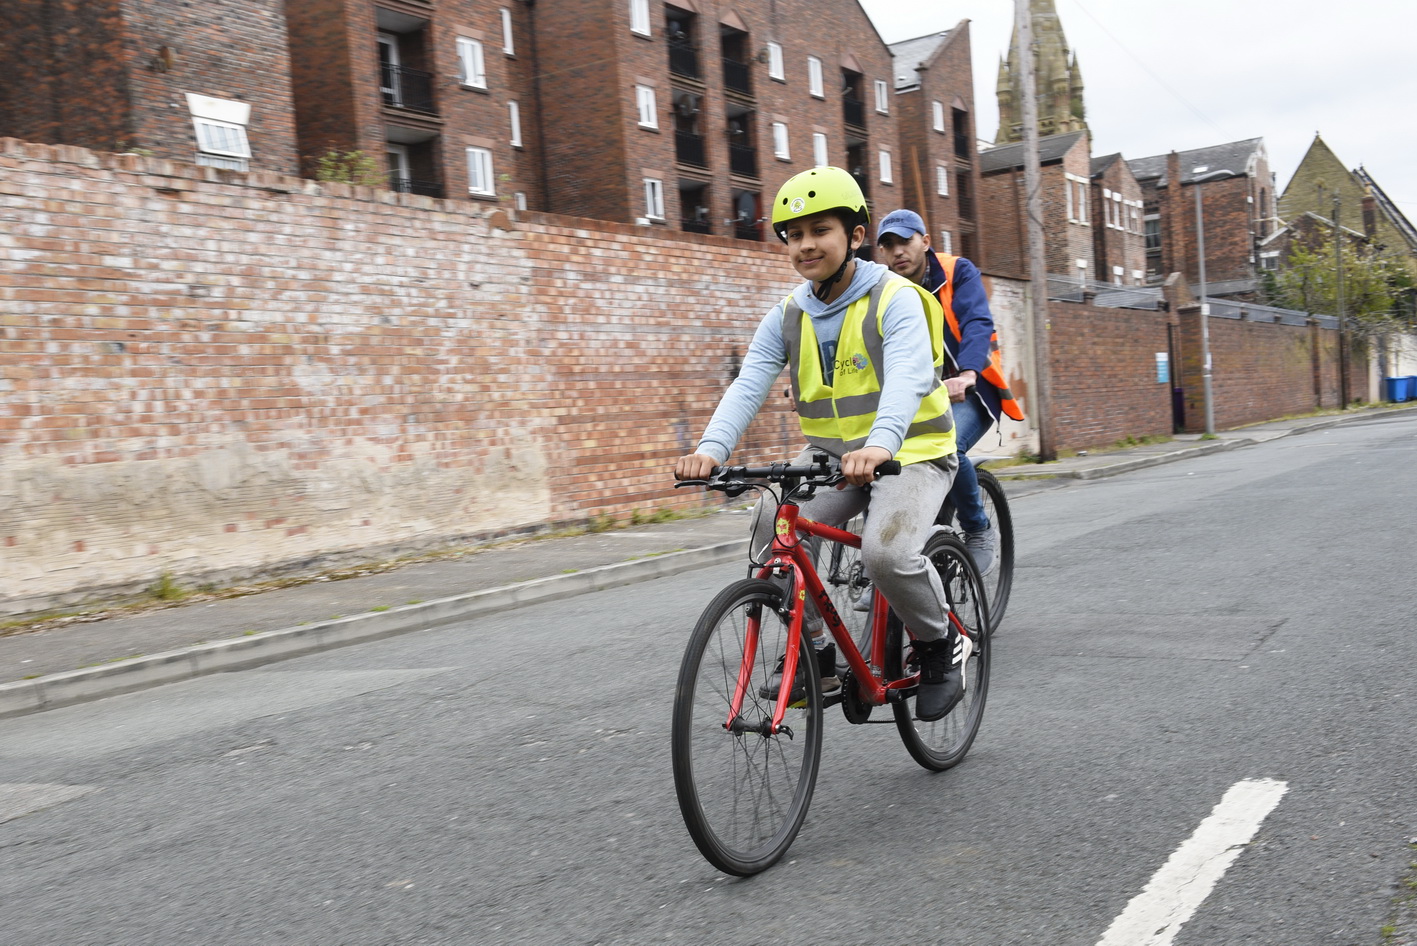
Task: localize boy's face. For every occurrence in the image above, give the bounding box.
[783,211,861,283]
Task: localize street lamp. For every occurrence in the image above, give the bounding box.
[1191,166,1236,436]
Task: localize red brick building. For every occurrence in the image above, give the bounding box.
[280,0,902,238]
[0,0,301,175]
[976,129,1093,281]
[885,22,983,262]
[1127,138,1276,298]
[1090,152,1146,286]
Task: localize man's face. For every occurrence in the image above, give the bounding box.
[878,231,929,283]
[784,211,857,283]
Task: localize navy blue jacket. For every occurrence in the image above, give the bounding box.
[921,249,1003,423]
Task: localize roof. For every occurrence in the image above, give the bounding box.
[1353,166,1417,250]
[887,31,951,91]
[1090,152,1122,178]
[1127,138,1266,186]
[979,131,1088,174]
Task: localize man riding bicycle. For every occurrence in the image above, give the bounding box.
[876,209,1024,575]
[673,167,970,721]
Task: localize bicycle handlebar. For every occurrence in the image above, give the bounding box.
[675,454,901,494]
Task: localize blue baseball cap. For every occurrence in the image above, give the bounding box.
[876,209,927,240]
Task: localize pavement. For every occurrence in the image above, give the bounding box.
[3,403,1413,718]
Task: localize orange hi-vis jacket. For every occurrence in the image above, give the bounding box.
[932,253,1025,422]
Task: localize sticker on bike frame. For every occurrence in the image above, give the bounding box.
[775,517,790,536]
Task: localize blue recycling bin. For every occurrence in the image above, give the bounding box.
[1383,377,1407,402]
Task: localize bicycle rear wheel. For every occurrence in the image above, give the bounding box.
[885,534,991,771]
[671,578,823,875]
[975,468,1014,634]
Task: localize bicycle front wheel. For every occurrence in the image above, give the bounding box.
[886,534,991,771]
[671,578,823,875]
[976,468,1014,634]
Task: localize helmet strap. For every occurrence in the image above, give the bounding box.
[812,231,860,302]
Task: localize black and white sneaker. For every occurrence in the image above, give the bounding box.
[913,632,972,721]
[757,643,842,704]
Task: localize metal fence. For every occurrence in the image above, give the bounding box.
[1202,297,1336,329]
[1046,276,1164,310]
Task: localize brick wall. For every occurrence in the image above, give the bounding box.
[1044,301,1174,449]
[0,138,804,613]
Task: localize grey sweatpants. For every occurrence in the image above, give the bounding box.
[750,448,956,642]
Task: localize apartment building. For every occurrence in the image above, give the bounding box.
[0,0,300,175]
[976,130,1094,280]
[886,22,982,262]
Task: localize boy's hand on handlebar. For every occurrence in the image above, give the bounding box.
[675,453,718,481]
[840,446,893,487]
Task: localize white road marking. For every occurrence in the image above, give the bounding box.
[1096,778,1289,946]
[0,783,100,824]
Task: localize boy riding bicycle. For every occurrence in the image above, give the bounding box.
[673,167,970,721]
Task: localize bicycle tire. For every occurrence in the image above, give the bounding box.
[671,578,823,875]
[975,468,1014,634]
[885,534,991,771]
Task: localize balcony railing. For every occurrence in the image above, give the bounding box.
[734,221,762,241]
[675,131,707,168]
[954,134,972,160]
[668,40,700,78]
[381,64,436,114]
[957,190,975,219]
[729,143,757,177]
[722,57,751,94]
[682,219,713,234]
[390,176,442,198]
[843,95,864,129]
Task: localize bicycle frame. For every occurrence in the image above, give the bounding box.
[724,494,965,736]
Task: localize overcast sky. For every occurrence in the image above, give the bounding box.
[858,0,1417,224]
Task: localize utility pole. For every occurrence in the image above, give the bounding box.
[1333,194,1349,408]
[1193,175,1215,435]
[1016,0,1053,460]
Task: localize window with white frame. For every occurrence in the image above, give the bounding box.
[1112,265,1124,285]
[630,0,650,35]
[772,121,790,160]
[1129,201,1142,233]
[874,80,889,114]
[508,100,522,147]
[807,57,823,98]
[466,147,495,196]
[812,132,828,167]
[932,100,944,132]
[936,165,949,196]
[457,37,487,88]
[644,177,665,219]
[186,93,252,171]
[1065,173,1089,224]
[879,149,892,184]
[940,230,953,255]
[767,42,784,80]
[635,85,657,128]
[501,8,515,55]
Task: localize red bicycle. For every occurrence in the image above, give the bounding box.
[671,454,992,875]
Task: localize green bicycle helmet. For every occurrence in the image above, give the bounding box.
[771,166,870,243]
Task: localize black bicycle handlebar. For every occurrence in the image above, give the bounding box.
[675,454,901,494]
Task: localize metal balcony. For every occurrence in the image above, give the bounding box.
[390,176,442,198]
[675,131,707,168]
[722,57,751,94]
[381,64,436,114]
[668,40,700,79]
[682,219,713,234]
[729,144,757,178]
[734,221,762,241]
[843,96,865,130]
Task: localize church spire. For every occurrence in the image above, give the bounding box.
[994,0,1089,144]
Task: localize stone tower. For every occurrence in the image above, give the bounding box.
[994,0,1087,144]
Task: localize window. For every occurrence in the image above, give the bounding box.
[812,132,828,167]
[767,42,784,80]
[508,100,522,147]
[501,8,515,55]
[936,165,949,196]
[644,178,665,219]
[630,0,650,35]
[466,147,495,196]
[1112,265,1124,286]
[186,93,252,171]
[635,85,657,128]
[1065,173,1089,224]
[879,150,892,184]
[874,80,889,114]
[807,57,823,98]
[940,230,952,255]
[772,121,790,160]
[932,100,944,132]
[457,37,486,88]
[514,191,527,211]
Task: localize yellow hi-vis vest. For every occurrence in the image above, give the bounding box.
[782,272,957,467]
